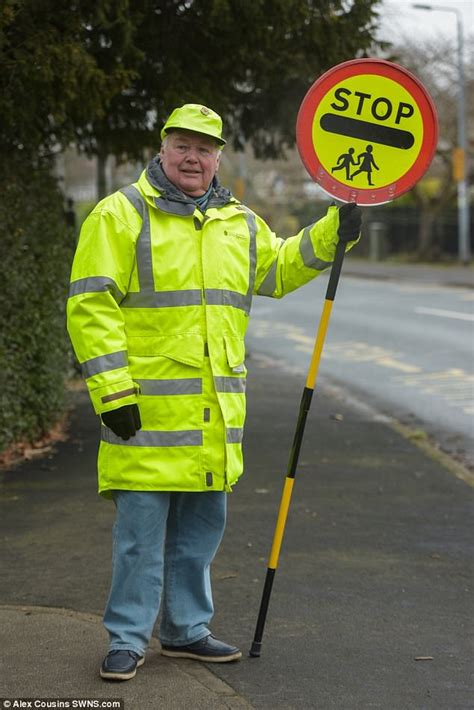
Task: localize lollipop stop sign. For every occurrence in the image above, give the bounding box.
[248,58,438,664]
[296,58,438,205]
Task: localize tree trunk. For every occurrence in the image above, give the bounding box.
[96,151,108,200]
[417,208,437,260]
[413,178,455,261]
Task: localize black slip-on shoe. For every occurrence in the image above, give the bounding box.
[100,650,145,680]
[161,633,242,663]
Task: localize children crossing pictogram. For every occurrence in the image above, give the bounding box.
[331,148,357,180]
[350,144,379,186]
[331,144,381,185]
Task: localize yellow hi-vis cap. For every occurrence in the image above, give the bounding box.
[160,104,226,146]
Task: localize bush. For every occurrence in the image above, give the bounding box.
[0,157,75,452]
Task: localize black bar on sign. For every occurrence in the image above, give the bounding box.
[320,113,415,149]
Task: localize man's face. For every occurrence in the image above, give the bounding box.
[159,130,221,196]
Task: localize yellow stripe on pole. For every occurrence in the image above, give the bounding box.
[268,477,295,570]
[305,299,333,390]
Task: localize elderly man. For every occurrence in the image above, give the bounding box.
[67,104,361,681]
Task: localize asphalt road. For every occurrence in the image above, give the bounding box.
[247,272,474,467]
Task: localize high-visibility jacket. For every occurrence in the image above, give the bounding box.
[67,159,345,497]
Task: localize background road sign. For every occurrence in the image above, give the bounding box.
[296,58,438,205]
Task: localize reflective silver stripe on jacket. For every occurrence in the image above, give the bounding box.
[243,209,257,308]
[205,289,250,313]
[299,225,333,271]
[135,379,202,395]
[101,428,203,447]
[226,427,244,443]
[69,276,125,303]
[119,185,155,297]
[256,248,281,297]
[122,290,202,309]
[81,350,128,379]
[214,377,246,393]
[125,288,251,312]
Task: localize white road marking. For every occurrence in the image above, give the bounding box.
[415,306,474,322]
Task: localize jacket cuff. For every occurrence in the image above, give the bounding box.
[309,205,360,263]
[88,378,140,415]
[309,205,339,262]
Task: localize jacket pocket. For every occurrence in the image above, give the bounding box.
[224,334,246,371]
[127,333,204,367]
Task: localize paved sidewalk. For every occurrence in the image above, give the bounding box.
[0,606,249,709]
[343,256,474,289]
[1,356,473,709]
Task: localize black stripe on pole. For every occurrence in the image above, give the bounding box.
[326,240,346,302]
[288,386,314,479]
[249,568,276,657]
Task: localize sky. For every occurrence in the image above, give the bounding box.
[378,0,473,44]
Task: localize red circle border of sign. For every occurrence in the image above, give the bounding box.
[296,58,438,205]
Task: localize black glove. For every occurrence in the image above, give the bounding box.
[338,202,362,243]
[101,404,142,440]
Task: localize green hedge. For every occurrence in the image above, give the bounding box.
[0,158,75,452]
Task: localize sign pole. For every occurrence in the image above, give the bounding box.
[249,240,346,658]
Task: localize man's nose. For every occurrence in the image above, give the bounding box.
[184,148,199,161]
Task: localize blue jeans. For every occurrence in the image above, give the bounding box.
[103,490,227,656]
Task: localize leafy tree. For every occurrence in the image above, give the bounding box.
[84,0,384,173]
[1,0,383,185]
[0,0,144,451]
[0,0,143,158]
[0,155,75,452]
